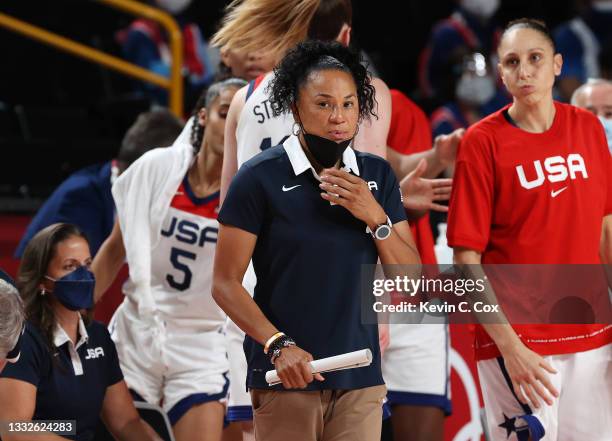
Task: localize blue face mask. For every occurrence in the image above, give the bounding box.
[45,266,95,311]
[598,116,612,154]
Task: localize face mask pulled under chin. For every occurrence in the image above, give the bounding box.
[45,266,95,311]
[598,116,612,154]
[461,0,500,20]
[301,130,353,169]
[154,0,192,15]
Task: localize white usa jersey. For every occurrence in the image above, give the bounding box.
[148,176,226,328]
[236,72,294,167]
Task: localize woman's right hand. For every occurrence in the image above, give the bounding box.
[500,342,559,409]
[400,158,453,216]
[273,346,325,389]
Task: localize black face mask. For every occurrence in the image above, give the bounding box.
[302,131,352,168]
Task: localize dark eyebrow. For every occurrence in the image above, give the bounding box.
[502,47,546,58]
[315,93,356,99]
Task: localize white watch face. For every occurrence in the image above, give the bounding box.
[375,224,391,240]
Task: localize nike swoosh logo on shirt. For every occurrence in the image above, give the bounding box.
[550,186,568,198]
[282,185,301,192]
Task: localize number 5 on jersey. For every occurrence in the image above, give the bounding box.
[167,247,195,291]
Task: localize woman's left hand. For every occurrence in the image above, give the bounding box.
[320,168,387,228]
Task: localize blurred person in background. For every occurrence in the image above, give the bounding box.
[418,0,502,106]
[554,0,612,102]
[0,223,162,441]
[216,47,278,82]
[14,109,183,259]
[571,78,612,152]
[92,78,246,441]
[117,0,218,112]
[430,52,509,140]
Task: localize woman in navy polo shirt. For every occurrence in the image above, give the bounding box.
[0,223,160,441]
[213,40,421,441]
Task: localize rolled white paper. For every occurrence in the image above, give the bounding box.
[265,348,373,386]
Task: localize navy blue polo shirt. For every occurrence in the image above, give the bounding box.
[218,135,406,390]
[0,319,123,441]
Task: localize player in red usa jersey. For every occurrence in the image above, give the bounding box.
[92,78,247,441]
[447,18,611,441]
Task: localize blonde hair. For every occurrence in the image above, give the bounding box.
[211,0,320,58]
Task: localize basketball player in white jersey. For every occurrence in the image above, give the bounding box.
[92,79,246,441]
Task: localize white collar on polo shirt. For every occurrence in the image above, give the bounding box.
[283,134,360,180]
[53,315,89,376]
[54,315,89,350]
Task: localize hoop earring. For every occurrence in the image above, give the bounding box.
[292,122,301,136]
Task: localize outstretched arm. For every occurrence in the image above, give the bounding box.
[387,129,464,180]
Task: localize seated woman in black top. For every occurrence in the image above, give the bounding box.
[213,40,421,441]
[0,223,161,441]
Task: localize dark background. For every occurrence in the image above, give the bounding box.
[0,0,584,210]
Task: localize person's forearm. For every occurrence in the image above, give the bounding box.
[454,249,516,341]
[404,207,427,221]
[115,418,161,441]
[481,323,524,355]
[365,209,420,266]
[92,238,125,302]
[387,149,445,180]
[374,230,420,267]
[212,279,278,345]
[220,160,236,204]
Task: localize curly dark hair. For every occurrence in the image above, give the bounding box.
[268,40,378,122]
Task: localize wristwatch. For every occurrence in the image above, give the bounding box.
[366,216,392,240]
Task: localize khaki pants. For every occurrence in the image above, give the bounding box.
[250,385,386,441]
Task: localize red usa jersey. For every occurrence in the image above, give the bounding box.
[447,101,612,359]
[148,176,225,328]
